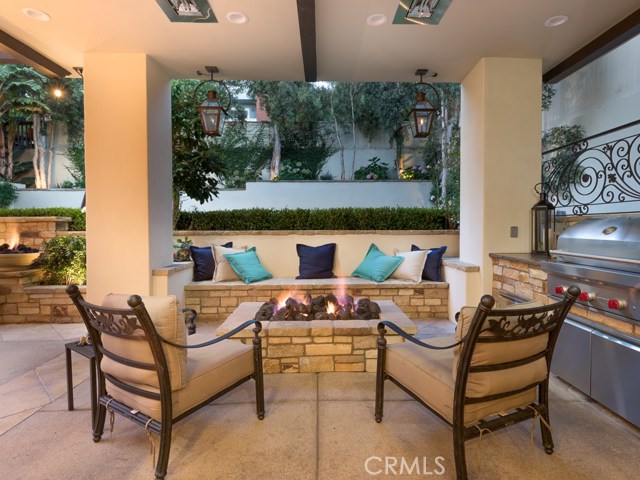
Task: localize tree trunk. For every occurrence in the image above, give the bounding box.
[270,124,281,180]
[31,113,43,188]
[46,122,57,188]
[329,91,345,181]
[6,120,17,180]
[0,126,6,178]
[349,84,357,180]
[440,100,449,201]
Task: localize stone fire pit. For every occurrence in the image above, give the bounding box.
[217,300,417,374]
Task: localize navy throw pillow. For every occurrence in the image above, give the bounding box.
[190,242,232,281]
[411,245,447,281]
[296,243,337,279]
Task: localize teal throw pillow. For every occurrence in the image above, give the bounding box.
[223,247,273,284]
[352,244,404,282]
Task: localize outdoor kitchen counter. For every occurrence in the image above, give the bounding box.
[489,252,555,268]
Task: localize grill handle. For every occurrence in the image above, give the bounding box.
[550,250,640,267]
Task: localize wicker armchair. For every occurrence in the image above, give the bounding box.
[375,286,579,480]
[66,285,265,480]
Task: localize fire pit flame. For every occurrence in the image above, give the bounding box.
[255,293,381,322]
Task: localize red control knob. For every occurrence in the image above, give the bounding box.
[579,292,596,301]
[555,286,567,295]
[607,299,627,310]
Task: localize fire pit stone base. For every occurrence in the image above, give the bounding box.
[217,300,417,373]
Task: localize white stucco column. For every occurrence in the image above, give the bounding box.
[84,54,173,303]
[459,57,542,296]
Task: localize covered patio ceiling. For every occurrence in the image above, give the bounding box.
[0,0,639,83]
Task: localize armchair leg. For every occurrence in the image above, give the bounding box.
[539,384,554,454]
[253,323,265,420]
[154,424,172,480]
[93,403,106,442]
[375,329,387,423]
[453,425,468,480]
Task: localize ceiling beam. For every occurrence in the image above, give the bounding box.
[543,8,640,83]
[296,0,317,82]
[0,29,70,78]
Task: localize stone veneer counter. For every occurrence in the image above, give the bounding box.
[217,300,417,374]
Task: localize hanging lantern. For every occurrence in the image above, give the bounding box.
[409,91,437,137]
[531,189,556,254]
[197,90,226,136]
[408,69,440,138]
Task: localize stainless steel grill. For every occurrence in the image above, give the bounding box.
[542,216,640,324]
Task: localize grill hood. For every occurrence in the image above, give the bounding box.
[552,216,640,272]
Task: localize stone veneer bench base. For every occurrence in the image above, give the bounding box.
[184,277,449,322]
[217,300,417,373]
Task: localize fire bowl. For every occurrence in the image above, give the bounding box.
[0,252,40,271]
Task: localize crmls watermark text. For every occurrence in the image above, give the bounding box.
[364,456,446,476]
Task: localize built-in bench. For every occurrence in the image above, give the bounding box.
[154,230,463,321]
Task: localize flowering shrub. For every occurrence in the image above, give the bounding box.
[400,164,431,180]
[278,161,315,180]
[353,157,389,181]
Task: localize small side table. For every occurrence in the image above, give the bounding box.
[65,342,97,428]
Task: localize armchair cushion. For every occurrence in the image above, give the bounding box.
[100,294,188,391]
[386,337,537,424]
[106,337,253,421]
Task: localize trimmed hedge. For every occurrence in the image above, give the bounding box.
[175,208,450,231]
[0,208,86,231]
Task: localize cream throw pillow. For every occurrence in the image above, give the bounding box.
[213,244,247,282]
[391,249,429,282]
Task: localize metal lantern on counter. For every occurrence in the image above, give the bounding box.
[531,185,555,254]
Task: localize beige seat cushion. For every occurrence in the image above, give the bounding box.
[106,337,254,421]
[386,337,537,425]
[100,294,188,391]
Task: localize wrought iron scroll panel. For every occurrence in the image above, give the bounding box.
[542,120,640,215]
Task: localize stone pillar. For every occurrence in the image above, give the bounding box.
[84,54,173,303]
[460,58,542,295]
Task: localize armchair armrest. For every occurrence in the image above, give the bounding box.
[377,320,462,350]
[158,319,262,349]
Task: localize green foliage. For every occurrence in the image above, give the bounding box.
[0,208,85,231]
[353,157,389,180]
[173,235,193,262]
[319,172,335,181]
[246,81,335,178]
[171,80,226,203]
[542,84,556,111]
[542,124,586,151]
[213,122,271,188]
[400,165,431,180]
[175,207,450,231]
[37,235,86,285]
[0,181,18,207]
[65,137,85,187]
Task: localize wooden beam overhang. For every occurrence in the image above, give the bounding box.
[543,8,640,83]
[296,0,317,82]
[0,29,71,78]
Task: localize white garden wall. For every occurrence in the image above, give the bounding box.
[181,181,434,211]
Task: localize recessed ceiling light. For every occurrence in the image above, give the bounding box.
[367,13,388,26]
[544,15,569,27]
[227,12,248,24]
[22,8,50,21]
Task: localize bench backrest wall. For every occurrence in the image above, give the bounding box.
[175,231,460,278]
